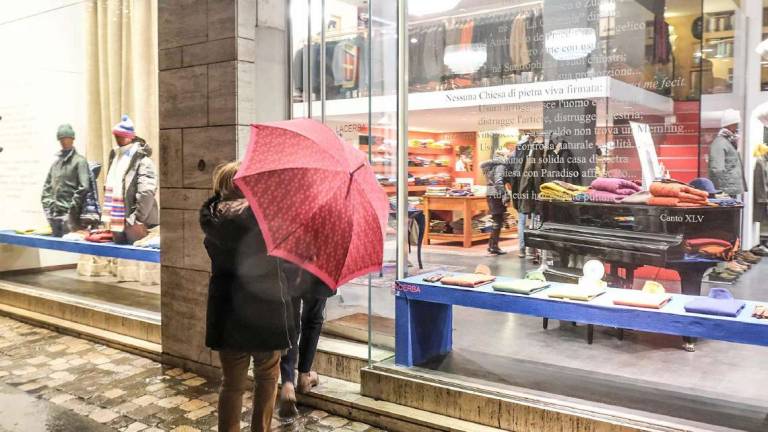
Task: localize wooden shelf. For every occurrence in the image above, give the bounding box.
[409,166,449,173]
[408,147,452,155]
[704,30,734,39]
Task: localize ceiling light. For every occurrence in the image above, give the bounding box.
[443,44,487,74]
[408,0,461,17]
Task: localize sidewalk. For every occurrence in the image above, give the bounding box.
[0,315,383,432]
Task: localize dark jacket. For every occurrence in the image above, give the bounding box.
[481,156,510,215]
[200,196,297,352]
[41,148,90,217]
[107,138,159,226]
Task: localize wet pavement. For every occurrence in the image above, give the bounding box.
[0,316,383,431]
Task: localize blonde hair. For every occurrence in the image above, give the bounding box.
[212,161,243,200]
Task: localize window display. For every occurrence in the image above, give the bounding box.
[0,2,161,346]
[294,0,768,430]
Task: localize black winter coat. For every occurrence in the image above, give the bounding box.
[200,196,297,352]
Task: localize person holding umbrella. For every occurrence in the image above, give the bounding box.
[199,161,297,432]
[228,118,390,422]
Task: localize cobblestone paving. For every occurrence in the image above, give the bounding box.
[0,316,384,431]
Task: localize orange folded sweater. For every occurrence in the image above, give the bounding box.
[647,196,707,207]
[650,182,708,200]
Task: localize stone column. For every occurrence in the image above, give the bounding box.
[157,0,287,374]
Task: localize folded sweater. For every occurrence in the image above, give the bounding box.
[650,182,708,200]
[591,178,642,195]
[441,274,496,287]
[547,285,606,301]
[492,280,549,295]
[647,196,706,207]
[539,182,586,201]
[684,288,745,317]
[621,191,651,205]
[587,189,625,203]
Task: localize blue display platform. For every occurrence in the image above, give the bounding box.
[0,231,160,263]
[394,272,768,367]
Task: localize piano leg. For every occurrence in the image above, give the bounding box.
[672,262,716,296]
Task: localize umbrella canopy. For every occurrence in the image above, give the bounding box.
[234,119,390,290]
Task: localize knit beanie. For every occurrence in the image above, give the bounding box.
[56,124,75,140]
[112,114,136,138]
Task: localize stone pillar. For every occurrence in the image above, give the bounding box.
[157,0,287,374]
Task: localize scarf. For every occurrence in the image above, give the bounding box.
[104,143,136,232]
[718,128,739,147]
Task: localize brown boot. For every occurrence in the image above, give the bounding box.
[297,371,319,394]
[278,382,298,419]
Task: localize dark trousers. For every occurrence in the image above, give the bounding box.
[280,296,327,384]
[489,213,504,247]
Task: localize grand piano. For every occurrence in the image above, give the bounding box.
[524,201,743,296]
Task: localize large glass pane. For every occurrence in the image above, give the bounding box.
[0,1,161,330]
[289,0,399,353]
[364,0,768,429]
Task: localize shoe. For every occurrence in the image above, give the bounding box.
[297,371,319,394]
[517,251,526,258]
[737,252,761,264]
[489,247,507,255]
[735,259,752,268]
[723,262,746,273]
[750,245,768,256]
[278,382,298,419]
[708,269,739,282]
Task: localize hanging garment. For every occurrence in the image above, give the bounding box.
[331,39,358,89]
[509,12,530,72]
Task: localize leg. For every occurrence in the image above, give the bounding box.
[617,328,624,341]
[423,198,431,245]
[395,295,453,367]
[280,299,302,385]
[490,213,505,254]
[297,297,327,393]
[249,351,281,432]
[415,212,425,269]
[587,324,594,345]
[518,213,527,256]
[217,351,251,432]
[543,318,549,329]
[278,299,301,418]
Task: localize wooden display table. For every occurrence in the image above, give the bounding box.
[422,195,515,248]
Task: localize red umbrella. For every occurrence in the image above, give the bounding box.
[234,119,390,290]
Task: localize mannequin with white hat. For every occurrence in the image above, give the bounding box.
[708,109,746,197]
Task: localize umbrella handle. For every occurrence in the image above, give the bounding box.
[346,164,365,198]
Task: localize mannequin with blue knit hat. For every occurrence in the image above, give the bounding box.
[104,114,159,244]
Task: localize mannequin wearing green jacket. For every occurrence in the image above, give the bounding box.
[41,124,90,237]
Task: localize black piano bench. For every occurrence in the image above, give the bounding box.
[542,318,595,344]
